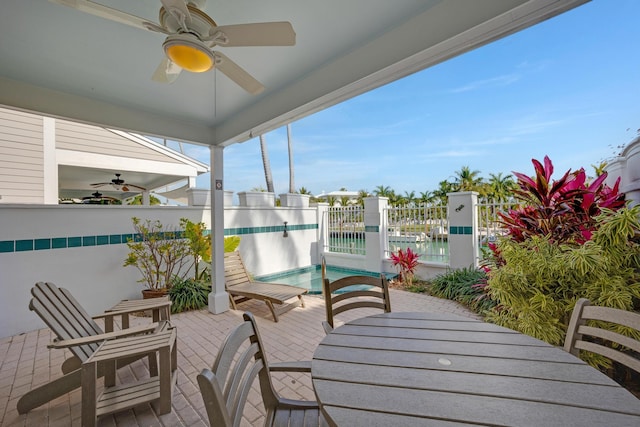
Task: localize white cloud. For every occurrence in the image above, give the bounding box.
[450,74,520,93]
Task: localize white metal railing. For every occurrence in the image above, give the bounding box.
[475,200,521,260]
[326,205,366,255]
[385,203,449,263]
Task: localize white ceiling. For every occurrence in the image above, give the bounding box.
[0,0,588,147]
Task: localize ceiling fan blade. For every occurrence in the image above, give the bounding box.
[210,22,296,47]
[49,0,156,32]
[152,58,182,83]
[214,51,265,95]
[160,0,192,28]
[90,182,109,187]
[123,184,147,191]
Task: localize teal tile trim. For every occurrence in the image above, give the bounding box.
[52,238,67,249]
[449,226,473,235]
[35,239,51,250]
[1,223,319,253]
[364,226,379,232]
[224,223,318,236]
[68,237,82,247]
[16,240,33,252]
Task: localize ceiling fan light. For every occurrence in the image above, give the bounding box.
[163,34,214,73]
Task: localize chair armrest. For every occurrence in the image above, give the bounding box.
[269,360,312,373]
[93,300,171,319]
[277,398,320,409]
[47,323,159,349]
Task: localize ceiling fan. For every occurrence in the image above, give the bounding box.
[91,173,146,192]
[82,191,120,204]
[49,0,296,94]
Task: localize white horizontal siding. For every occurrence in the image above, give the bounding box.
[0,107,44,203]
[56,120,182,163]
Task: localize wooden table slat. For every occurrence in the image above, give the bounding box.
[348,316,517,332]
[322,406,484,427]
[314,379,640,427]
[320,334,580,363]
[333,324,543,345]
[313,345,618,385]
[313,360,640,414]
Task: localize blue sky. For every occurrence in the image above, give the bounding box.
[173,0,640,198]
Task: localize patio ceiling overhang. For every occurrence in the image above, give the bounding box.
[0,0,588,147]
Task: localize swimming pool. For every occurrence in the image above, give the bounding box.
[256,265,395,294]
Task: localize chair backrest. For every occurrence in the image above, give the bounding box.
[564,298,640,374]
[224,251,252,289]
[29,282,104,362]
[323,274,391,329]
[197,312,279,427]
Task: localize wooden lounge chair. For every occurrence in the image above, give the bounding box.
[224,251,307,322]
[17,282,170,414]
[322,274,391,334]
[197,312,328,426]
[564,298,640,374]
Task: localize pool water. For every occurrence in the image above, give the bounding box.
[256,265,395,294]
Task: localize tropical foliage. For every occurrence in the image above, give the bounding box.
[483,156,640,370]
[390,247,420,286]
[168,276,210,313]
[428,267,496,313]
[123,217,191,290]
[498,156,625,244]
[181,218,210,281]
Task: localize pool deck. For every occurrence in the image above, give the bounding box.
[0,290,479,427]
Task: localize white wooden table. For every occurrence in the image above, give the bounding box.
[311,312,640,426]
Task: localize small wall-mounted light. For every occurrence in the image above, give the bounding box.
[283,221,288,238]
[455,204,465,212]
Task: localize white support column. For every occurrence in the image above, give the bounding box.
[447,191,479,269]
[208,145,229,314]
[42,117,58,204]
[364,196,388,272]
[315,202,329,264]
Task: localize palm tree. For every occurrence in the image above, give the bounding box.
[486,172,517,202]
[373,185,393,198]
[298,187,311,195]
[356,189,369,206]
[453,166,484,192]
[433,180,454,205]
[404,190,416,206]
[287,124,295,193]
[259,134,274,193]
[419,190,434,205]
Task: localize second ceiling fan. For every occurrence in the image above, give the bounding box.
[91,173,146,192]
[50,0,296,94]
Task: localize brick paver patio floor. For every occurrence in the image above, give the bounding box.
[0,290,480,426]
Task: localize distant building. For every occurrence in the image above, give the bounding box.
[315,190,359,205]
[0,107,208,205]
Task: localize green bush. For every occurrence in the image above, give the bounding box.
[428,266,496,313]
[168,276,210,313]
[487,206,640,369]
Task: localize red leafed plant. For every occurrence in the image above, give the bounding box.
[499,156,625,244]
[390,247,420,286]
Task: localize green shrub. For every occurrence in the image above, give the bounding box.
[168,276,210,313]
[428,266,496,313]
[487,206,640,369]
[482,156,640,370]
